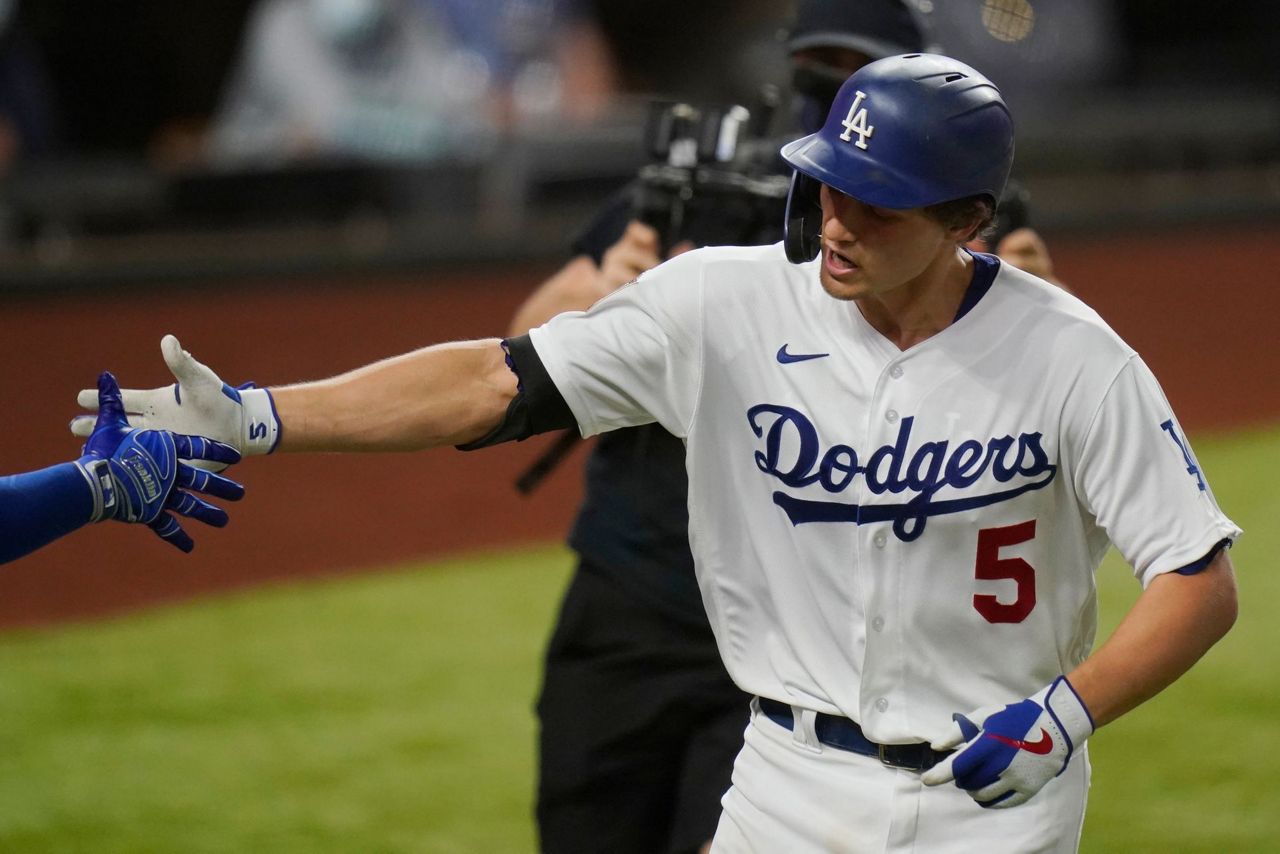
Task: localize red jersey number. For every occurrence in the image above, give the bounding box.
[974,520,1037,624]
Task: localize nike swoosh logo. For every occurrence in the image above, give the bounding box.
[987,728,1054,755]
[777,345,830,364]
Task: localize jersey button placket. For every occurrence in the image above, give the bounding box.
[885,364,905,424]
[861,363,903,728]
[863,525,896,727]
[865,361,909,730]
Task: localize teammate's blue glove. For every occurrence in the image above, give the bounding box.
[71,334,280,468]
[75,371,245,553]
[921,676,1094,808]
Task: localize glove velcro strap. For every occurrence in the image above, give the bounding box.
[74,457,117,523]
[239,388,282,455]
[1043,676,1095,755]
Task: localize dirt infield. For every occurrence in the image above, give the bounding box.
[2,223,1277,629]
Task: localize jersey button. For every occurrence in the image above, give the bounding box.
[875,697,890,713]
[885,409,899,423]
[871,616,885,632]
[889,365,904,379]
[873,531,887,549]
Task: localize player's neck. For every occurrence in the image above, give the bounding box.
[857,248,973,351]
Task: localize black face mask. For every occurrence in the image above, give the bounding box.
[791,62,848,133]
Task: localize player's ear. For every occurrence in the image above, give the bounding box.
[951,216,985,245]
[925,194,994,246]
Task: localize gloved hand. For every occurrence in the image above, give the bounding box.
[921,676,1094,808]
[75,371,245,552]
[71,334,280,465]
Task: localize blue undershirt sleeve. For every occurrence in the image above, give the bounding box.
[1173,538,1232,576]
[0,462,96,564]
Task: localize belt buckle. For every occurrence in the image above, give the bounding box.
[877,743,896,768]
[877,743,924,771]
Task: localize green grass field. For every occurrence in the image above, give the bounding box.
[2,427,1277,853]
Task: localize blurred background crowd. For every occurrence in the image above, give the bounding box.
[0,0,1277,288]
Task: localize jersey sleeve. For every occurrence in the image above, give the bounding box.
[528,250,706,440]
[0,462,95,564]
[1073,356,1241,587]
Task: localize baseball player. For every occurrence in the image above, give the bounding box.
[73,54,1238,853]
[510,3,934,852]
[512,3,1067,851]
[2,372,242,564]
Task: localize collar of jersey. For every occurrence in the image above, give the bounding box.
[953,250,1001,324]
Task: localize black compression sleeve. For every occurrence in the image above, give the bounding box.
[455,334,578,450]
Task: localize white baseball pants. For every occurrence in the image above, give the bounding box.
[711,700,1089,853]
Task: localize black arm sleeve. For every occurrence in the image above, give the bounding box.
[455,334,578,450]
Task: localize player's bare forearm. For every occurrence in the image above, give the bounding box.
[508,256,604,336]
[271,339,516,452]
[1066,549,1238,728]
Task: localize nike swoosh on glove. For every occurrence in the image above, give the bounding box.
[921,675,1094,808]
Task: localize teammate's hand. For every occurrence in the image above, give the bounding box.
[70,334,280,463]
[921,676,1093,808]
[75,371,245,552]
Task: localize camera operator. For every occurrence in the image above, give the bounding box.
[509,2,1060,852]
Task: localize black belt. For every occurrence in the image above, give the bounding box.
[757,697,951,772]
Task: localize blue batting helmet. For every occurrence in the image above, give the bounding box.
[780,53,1014,263]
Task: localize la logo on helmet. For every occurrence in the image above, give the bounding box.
[839,91,874,150]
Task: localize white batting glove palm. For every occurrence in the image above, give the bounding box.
[71,335,280,466]
[921,676,1094,808]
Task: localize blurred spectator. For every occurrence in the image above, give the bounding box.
[0,0,61,171]
[588,0,784,104]
[207,0,614,167]
[425,0,615,127]
[15,2,253,167]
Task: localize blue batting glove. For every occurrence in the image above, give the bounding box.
[75,371,245,553]
[921,676,1094,808]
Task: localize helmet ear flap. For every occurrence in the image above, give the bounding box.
[784,172,823,264]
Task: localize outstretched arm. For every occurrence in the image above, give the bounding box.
[272,339,518,453]
[73,336,520,457]
[1,463,101,563]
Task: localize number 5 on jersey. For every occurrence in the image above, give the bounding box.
[974,520,1037,624]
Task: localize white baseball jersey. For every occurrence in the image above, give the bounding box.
[529,243,1240,745]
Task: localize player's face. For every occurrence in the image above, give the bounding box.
[816,184,963,303]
